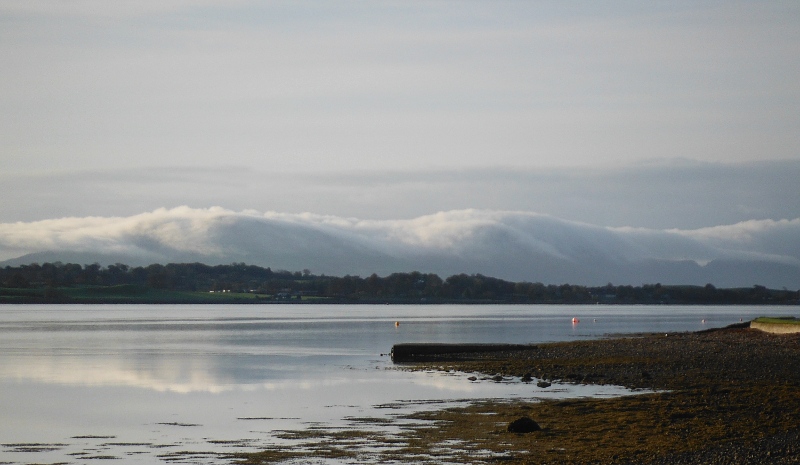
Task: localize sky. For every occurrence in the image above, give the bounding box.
[1,1,799,287]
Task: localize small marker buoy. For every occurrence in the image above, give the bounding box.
[701,319,706,323]
[572,317,579,323]
[394,321,400,327]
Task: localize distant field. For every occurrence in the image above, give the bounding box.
[63,285,263,303]
[0,285,284,304]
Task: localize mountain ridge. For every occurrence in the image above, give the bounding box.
[1,208,798,288]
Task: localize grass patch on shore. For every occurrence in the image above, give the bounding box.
[754,316,800,325]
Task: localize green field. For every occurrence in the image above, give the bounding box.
[753,316,800,325]
[0,285,313,304]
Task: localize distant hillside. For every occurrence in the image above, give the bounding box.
[1,208,799,288]
[1,262,797,305]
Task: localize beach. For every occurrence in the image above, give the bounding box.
[391,324,800,464]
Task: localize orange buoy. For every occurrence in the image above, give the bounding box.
[572,317,580,323]
[394,321,400,327]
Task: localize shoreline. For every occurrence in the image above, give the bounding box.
[390,325,800,464]
[236,325,800,464]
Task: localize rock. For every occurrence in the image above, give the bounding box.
[521,373,533,382]
[492,375,504,382]
[537,381,551,388]
[467,376,477,381]
[507,416,541,433]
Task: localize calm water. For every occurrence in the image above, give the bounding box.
[0,304,794,464]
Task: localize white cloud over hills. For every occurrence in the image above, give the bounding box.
[2,207,798,289]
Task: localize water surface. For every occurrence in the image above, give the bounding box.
[0,304,788,463]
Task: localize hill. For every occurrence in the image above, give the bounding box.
[1,262,797,305]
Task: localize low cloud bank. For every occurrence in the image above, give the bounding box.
[1,207,798,288]
[3,160,800,231]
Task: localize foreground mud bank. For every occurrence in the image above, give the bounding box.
[235,326,800,464]
[396,326,800,464]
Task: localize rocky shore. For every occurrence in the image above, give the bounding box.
[399,324,800,464]
[236,325,800,464]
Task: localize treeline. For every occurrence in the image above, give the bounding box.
[1,261,798,305]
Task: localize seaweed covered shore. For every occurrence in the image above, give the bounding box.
[395,325,800,464]
[235,325,800,464]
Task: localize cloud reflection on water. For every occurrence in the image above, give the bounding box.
[0,355,237,393]
[0,354,514,396]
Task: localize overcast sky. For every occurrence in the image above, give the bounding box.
[2,1,799,285]
[3,1,799,176]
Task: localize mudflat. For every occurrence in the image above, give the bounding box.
[398,325,800,464]
[236,325,800,464]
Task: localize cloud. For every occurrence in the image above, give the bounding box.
[2,159,798,231]
[676,218,800,265]
[2,207,798,288]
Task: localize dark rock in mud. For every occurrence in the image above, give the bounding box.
[507,417,541,433]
